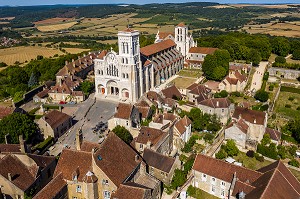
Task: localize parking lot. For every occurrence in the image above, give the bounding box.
[49,94,117,156]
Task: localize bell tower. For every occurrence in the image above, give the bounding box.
[175,22,188,57]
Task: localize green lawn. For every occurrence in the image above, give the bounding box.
[234,152,272,170]
[178,69,203,78]
[274,91,300,120]
[172,77,197,89]
[290,168,300,181]
[187,186,219,199]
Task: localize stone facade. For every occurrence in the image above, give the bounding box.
[268,67,300,79]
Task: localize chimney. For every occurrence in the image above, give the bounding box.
[65,60,68,65]
[146,140,151,149]
[8,173,12,181]
[5,134,10,144]
[19,135,26,153]
[76,128,83,151]
[59,78,63,87]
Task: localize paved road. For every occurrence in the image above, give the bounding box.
[250,61,268,92]
[50,94,117,156]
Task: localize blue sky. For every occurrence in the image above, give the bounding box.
[0,0,299,6]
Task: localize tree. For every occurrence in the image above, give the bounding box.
[215,149,227,159]
[171,169,187,189]
[271,37,290,57]
[0,62,7,67]
[112,125,133,144]
[28,72,38,87]
[284,119,300,143]
[254,90,269,102]
[214,90,228,98]
[261,134,271,146]
[212,66,227,81]
[80,81,94,95]
[292,49,300,60]
[225,139,239,156]
[288,159,299,168]
[0,113,38,144]
[248,49,262,66]
[275,56,286,64]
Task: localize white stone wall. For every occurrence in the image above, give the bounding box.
[224,126,247,149]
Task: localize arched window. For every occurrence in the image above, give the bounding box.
[177,36,179,41]
[98,70,101,75]
[125,58,128,64]
[177,29,179,34]
[122,58,124,63]
[122,43,125,53]
[180,29,182,34]
[126,73,129,78]
[181,36,183,41]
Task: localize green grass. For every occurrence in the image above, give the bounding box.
[274,91,300,119]
[178,69,203,78]
[234,152,272,170]
[187,186,219,199]
[281,86,300,94]
[172,77,197,89]
[290,168,300,181]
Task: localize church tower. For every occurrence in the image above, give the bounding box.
[117,28,141,102]
[175,22,188,58]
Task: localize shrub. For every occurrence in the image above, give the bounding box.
[246,150,255,158]
[288,96,295,101]
[254,90,269,102]
[275,56,286,64]
[285,104,291,108]
[297,106,300,111]
[225,139,239,156]
[112,125,133,144]
[214,90,228,98]
[269,84,274,91]
[288,159,300,168]
[215,149,227,159]
[256,155,264,162]
[231,92,241,97]
[187,186,196,196]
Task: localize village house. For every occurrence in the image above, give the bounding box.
[265,127,282,145]
[268,67,300,80]
[173,115,192,150]
[37,110,72,140]
[33,132,161,199]
[186,47,218,68]
[132,126,172,155]
[33,88,49,103]
[0,136,56,199]
[219,71,247,93]
[149,113,178,131]
[143,149,180,185]
[229,107,267,150]
[161,85,183,100]
[135,100,153,121]
[185,83,212,104]
[225,118,249,149]
[192,154,300,199]
[108,103,141,135]
[198,98,233,125]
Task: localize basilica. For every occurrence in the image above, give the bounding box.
[94,23,196,102]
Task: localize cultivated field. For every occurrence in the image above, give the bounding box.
[34,17,75,25]
[243,22,300,37]
[0,46,64,65]
[63,48,90,54]
[36,21,78,32]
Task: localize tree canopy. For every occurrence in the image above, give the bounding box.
[112,125,133,144]
[0,113,38,144]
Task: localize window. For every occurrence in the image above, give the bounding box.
[103,191,110,199]
[212,177,216,185]
[73,175,77,181]
[211,185,215,193]
[222,109,224,113]
[221,189,225,196]
[221,181,225,186]
[73,197,78,199]
[76,185,82,193]
[140,144,143,150]
[126,121,129,126]
[202,174,207,182]
[102,179,109,185]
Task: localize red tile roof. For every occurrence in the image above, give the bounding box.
[143,149,176,173]
[161,85,182,99]
[226,118,249,134]
[114,103,133,119]
[265,127,281,141]
[188,84,211,95]
[136,106,151,119]
[135,127,167,146]
[199,98,231,108]
[176,22,186,27]
[141,39,176,57]
[193,154,262,183]
[93,133,142,187]
[175,116,192,135]
[158,32,174,40]
[35,89,49,98]
[0,144,21,153]
[0,106,14,119]
[189,47,218,54]
[203,81,220,91]
[232,107,266,125]
[111,183,150,199]
[32,173,67,199]
[97,50,108,59]
[43,110,72,129]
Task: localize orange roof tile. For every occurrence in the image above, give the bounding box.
[189,47,218,54]
[141,39,176,57]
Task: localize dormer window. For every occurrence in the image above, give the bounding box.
[76,185,82,192]
[73,175,77,181]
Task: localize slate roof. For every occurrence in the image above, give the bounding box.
[143,149,176,173]
[43,110,71,129]
[232,107,266,125]
[141,39,176,57]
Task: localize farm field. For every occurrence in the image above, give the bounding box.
[34,17,75,25]
[63,48,90,54]
[0,46,64,65]
[243,22,300,37]
[36,21,78,32]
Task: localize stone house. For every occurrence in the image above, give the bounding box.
[108,103,141,134]
[133,126,172,155]
[33,132,161,199]
[225,118,249,149]
[173,116,192,150]
[161,85,182,100]
[0,145,56,199]
[37,110,72,140]
[198,98,233,125]
[33,88,49,103]
[268,67,300,80]
[192,154,300,199]
[219,70,247,93]
[186,47,218,68]
[265,127,281,145]
[232,107,267,150]
[185,83,211,104]
[143,149,180,185]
